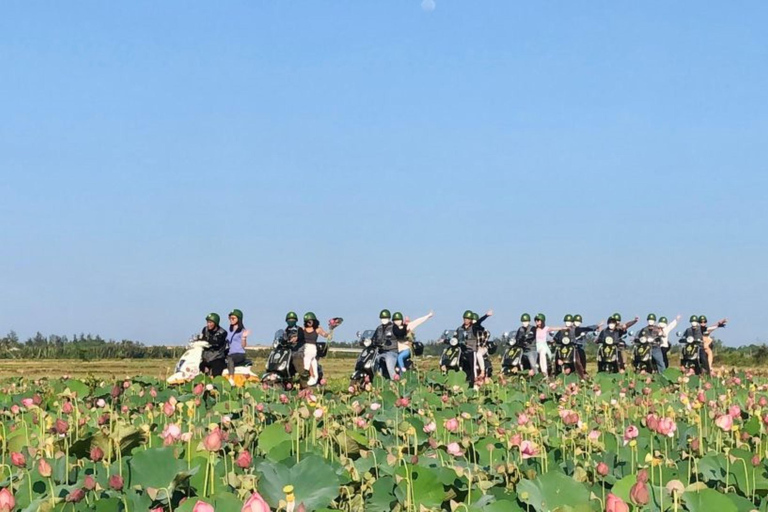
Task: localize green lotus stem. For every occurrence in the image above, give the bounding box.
[26,468,33,502]
[47,476,56,507]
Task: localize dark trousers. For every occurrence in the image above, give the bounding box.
[227,353,247,376]
[462,350,478,384]
[576,346,587,373]
[200,358,227,377]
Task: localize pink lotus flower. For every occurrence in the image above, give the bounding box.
[606,493,629,512]
[396,397,410,407]
[445,418,459,433]
[193,383,205,396]
[656,417,677,437]
[162,423,182,442]
[517,413,530,426]
[10,452,25,468]
[10,405,19,415]
[596,462,609,477]
[236,450,252,469]
[645,413,659,432]
[62,401,73,414]
[509,433,522,447]
[242,491,271,512]
[623,425,639,445]
[192,501,215,512]
[150,387,158,398]
[446,442,464,457]
[90,446,104,462]
[65,488,86,503]
[279,394,289,405]
[728,405,742,418]
[423,421,437,434]
[163,402,175,417]
[84,475,96,491]
[370,402,381,411]
[109,474,124,491]
[588,430,601,442]
[314,408,324,419]
[630,471,649,506]
[203,429,223,452]
[0,488,15,512]
[21,398,34,408]
[181,432,193,443]
[716,414,734,431]
[54,418,69,435]
[520,440,539,459]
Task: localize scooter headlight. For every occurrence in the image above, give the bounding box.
[686,336,694,343]
[640,336,648,344]
[606,337,614,345]
[562,337,570,345]
[363,339,372,347]
[450,338,459,347]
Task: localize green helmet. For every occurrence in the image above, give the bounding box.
[689,314,698,323]
[392,312,404,321]
[229,309,243,322]
[304,312,317,322]
[205,313,220,325]
[612,313,622,322]
[647,313,656,321]
[699,315,708,323]
[520,313,531,322]
[379,309,391,319]
[564,314,574,322]
[463,310,474,320]
[472,312,480,321]
[573,314,583,323]
[285,311,298,322]
[659,316,668,324]
[534,313,546,322]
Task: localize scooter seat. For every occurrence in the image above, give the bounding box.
[234,359,253,367]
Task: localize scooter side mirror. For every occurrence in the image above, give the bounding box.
[627,330,635,337]
[356,331,361,339]
[675,331,682,337]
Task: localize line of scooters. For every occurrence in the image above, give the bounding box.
[167,324,707,389]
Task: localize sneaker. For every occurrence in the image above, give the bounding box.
[307,377,318,386]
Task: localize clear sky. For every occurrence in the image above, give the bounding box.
[1,1,766,347]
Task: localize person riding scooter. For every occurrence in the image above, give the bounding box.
[200,313,228,377]
[572,314,601,374]
[636,313,665,373]
[456,309,493,386]
[515,313,537,373]
[372,309,398,379]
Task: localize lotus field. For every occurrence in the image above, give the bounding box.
[2,368,768,512]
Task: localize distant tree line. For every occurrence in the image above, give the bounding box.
[0,331,184,360]
[0,331,765,366]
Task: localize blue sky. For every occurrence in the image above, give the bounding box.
[1,1,766,346]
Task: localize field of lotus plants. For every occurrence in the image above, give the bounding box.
[0,367,767,512]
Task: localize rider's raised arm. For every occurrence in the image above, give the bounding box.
[623,317,639,330]
[407,310,434,332]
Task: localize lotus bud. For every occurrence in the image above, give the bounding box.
[0,488,15,512]
[10,452,26,468]
[108,474,124,491]
[38,458,52,478]
[191,501,214,512]
[84,475,96,491]
[66,488,86,503]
